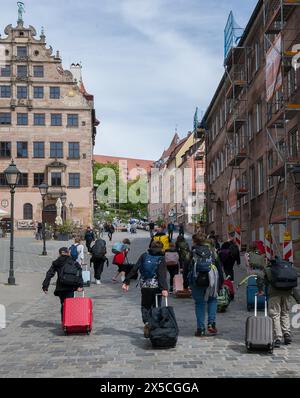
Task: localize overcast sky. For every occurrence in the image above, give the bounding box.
[0,0,258,160]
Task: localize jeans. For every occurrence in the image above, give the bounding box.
[191,286,217,330]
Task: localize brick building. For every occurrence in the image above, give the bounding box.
[204,0,300,262]
[0,16,98,233]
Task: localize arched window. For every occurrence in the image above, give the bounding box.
[23,203,33,220]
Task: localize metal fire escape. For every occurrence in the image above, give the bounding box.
[263,0,300,254]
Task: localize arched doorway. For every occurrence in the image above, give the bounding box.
[43,204,57,225]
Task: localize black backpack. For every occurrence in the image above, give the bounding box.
[91,239,107,259]
[59,258,82,287]
[190,246,214,288]
[270,259,298,290]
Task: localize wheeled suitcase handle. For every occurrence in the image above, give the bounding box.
[254,294,267,317]
[155,294,168,308]
[74,290,85,298]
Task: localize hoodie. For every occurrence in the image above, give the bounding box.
[42,255,83,296]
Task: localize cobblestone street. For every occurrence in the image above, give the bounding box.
[0,231,300,378]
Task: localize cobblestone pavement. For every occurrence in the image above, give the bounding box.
[1,232,300,378]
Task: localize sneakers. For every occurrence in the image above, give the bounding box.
[195,328,206,337]
[144,324,150,339]
[207,323,218,336]
[284,333,292,345]
[274,338,281,348]
[112,278,117,283]
[96,280,101,285]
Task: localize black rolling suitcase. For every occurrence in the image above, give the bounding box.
[245,295,274,354]
[149,295,179,349]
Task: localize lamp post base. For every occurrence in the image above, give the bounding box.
[42,251,47,256]
[7,277,16,285]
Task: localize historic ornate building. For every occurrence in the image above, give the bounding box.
[0,14,98,233]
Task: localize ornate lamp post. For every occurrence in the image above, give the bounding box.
[4,160,21,285]
[69,202,74,220]
[39,183,48,256]
[61,193,67,222]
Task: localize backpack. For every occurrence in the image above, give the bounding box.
[190,246,214,288]
[59,258,82,287]
[177,242,191,264]
[112,242,125,254]
[219,248,232,263]
[70,244,79,260]
[140,254,162,280]
[113,252,126,266]
[91,239,106,259]
[153,235,170,252]
[165,251,179,267]
[270,259,298,290]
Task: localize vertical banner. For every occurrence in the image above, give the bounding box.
[266,33,282,102]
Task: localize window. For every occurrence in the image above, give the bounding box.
[68,142,80,159]
[50,142,63,158]
[258,158,264,195]
[67,114,79,127]
[250,166,255,199]
[242,172,248,205]
[33,66,44,78]
[17,142,28,158]
[248,112,253,141]
[17,65,27,78]
[34,113,45,126]
[51,114,62,126]
[256,102,262,132]
[0,173,8,186]
[18,173,28,187]
[33,142,45,158]
[33,86,44,99]
[23,203,33,220]
[0,65,11,77]
[255,42,260,72]
[17,46,27,57]
[0,113,11,125]
[17,86,28,99]
[289,129,299,158]
[33,173,45,187]
[17,113,28,126]
[0,86,11,98]
[51,172,62,187]
[50,87,60,99]
[69,173,80,188]
[268,150,274,188]
[0,142,11,158]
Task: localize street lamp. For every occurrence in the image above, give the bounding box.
[290,165,300,191]
[61,193,67,222]
[69,202,74,220]
[4,160,21,285]
[39,182,48,256]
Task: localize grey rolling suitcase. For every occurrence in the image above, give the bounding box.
[245,295,274,354]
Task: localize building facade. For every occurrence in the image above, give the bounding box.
[0,18,98,233]
[204,0,300,261]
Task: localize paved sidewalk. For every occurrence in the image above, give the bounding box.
[1,232,300,378]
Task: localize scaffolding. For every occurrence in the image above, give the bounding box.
[223,21,251,246]
[263,0,300,256]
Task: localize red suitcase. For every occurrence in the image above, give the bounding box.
[62,291,93,335]
[173,271,192,298]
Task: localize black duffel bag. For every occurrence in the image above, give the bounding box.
[270,258,298,290]
[149,295,179,349]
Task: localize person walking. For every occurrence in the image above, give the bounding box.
[149,220,155,239]
[257,258,299,348]
[179,223,185,237]
[90,238,108,285]
[69,237,85,266]
[188,234,224,337]
[42,247,83,319]
[36,222,43,240]
[150,226,170,252]
[165,242,180,293]
[176,235,191,292]
[84,226,95,253]
[167,222,175,242]
[122,240,168,338]
[108,224,115,242]
[208,231,220,251]
[219,233,241,281]
[112,239,131,283]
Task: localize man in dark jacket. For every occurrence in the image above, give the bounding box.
[42,247,83,318]
[219,234,241,281]
[122,241,168,338]
[84,226,95,252]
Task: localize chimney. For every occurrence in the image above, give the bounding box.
[70,63,82,84]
